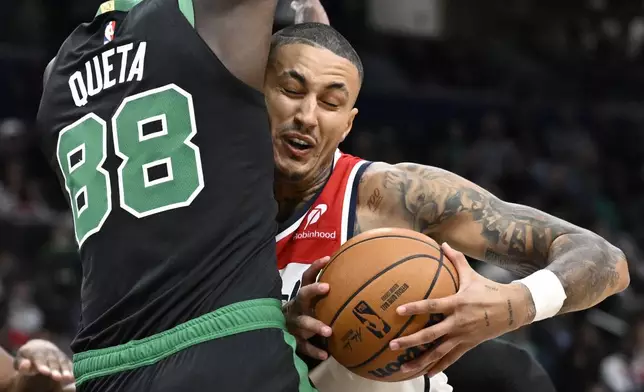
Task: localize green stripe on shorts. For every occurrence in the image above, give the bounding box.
[73,298,316,391]
[283,329,318,392]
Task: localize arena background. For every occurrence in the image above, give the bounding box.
[1,0,643,391]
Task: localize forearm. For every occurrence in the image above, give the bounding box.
[439,196,631,315]
[545,232,629,314]
[365,163,630,319]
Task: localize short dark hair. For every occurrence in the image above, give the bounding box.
[270,23,364,83]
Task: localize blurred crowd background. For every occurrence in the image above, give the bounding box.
[1,0,644,391]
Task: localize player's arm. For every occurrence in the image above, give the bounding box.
[191,0,279,91]
[357,162,630,317]
[291,0,330,24]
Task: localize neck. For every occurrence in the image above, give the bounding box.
[275,164,332,223]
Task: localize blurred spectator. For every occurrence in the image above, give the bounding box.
[555,319,606,392]
[600,315,644,392]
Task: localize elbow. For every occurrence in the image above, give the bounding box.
[604,241,631,294]
[583,231,631,294]
[611,247,630,293]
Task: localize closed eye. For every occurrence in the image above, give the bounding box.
[282,88,303,96]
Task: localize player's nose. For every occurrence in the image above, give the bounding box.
[294,96,318,130]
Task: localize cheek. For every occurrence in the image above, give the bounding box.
[319,114,349,145]
[266,94,294,124]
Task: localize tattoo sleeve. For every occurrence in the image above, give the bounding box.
[368,162,629,315]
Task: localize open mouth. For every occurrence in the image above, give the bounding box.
[282,133,315,155]
[285,137,313,151]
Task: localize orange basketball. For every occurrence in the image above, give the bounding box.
[314,228,459,382]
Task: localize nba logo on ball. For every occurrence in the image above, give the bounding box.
[104,21,116,44]
[352,301,391,339]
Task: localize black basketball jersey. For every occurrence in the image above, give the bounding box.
[37,0,281,353]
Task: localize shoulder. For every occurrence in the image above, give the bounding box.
[352,162,407,235]
[43,57,57,89]
[357,161,420,186]
[357,161,462,197]
[354,161,448,226]
[353,161,486,236]
[356,161,397,199]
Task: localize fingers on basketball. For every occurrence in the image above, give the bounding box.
[297,283,329,312]
[398,295,459,316]
[296,337,328,360]
[426,344,471,377]
[302,257,330,286]
[440,243,472,281]
[296,314,331,338]
[314,228,459,382]
[402,338,459,373]
[390,316,453,350]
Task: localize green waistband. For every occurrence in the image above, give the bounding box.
[73,298,285,386]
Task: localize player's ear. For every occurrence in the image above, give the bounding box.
[341,107,358,142]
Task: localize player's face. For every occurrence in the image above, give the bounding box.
[265,44,360,181]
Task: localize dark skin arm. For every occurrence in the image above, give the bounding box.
[291,0,330,24]
[355,162,630,319]
[188,0,279,92]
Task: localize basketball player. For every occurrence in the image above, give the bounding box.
[267,22,629,390]
[281,4,553,391]
[37,0,315,391]
[283,4,559,391]
[0,339,74,392]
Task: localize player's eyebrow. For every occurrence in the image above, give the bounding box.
[325,82,349,98]
[283,69,349,98]
[284,69,307,85]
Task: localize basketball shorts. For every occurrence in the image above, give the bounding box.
[73,298,316,392]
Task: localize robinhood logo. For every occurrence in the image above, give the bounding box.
[303,204,327,230]
[295,204,336,240]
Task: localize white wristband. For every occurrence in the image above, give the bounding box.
[513,270,567,322]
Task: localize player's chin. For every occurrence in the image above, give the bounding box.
[274,156,309,181]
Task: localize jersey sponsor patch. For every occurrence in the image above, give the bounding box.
[104,21,116,44]
[304,203,327,230]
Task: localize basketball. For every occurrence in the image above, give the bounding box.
[314,228,459,382]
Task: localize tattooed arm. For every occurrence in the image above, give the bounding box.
[356,162,630,316]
